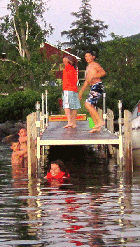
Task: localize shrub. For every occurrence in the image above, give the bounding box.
[0,89,41,123]
[0,86,63,123]
[47,85,63,114]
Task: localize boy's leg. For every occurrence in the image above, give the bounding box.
[71,109,77,128]
[63,108,73,128]
[85,102,104,131]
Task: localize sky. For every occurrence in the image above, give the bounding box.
[0,0,140,46]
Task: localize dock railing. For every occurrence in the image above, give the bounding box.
[40,90,48,132]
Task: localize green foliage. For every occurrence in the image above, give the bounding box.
[0,50,58,90]
[3,0,53,53]
[0,0,62,121]
[0,89,41,122]
[0,0,54,88]
[47,85,63,114]
[0,86,63,123]
[61,0,108,69]
[129,33,140,41]
[98,34,140,116]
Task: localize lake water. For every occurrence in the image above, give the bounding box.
[0,143,140,247]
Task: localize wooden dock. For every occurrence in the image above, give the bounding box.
[34,112,123,164]
[40,121,120,146]
[27,93,133,177]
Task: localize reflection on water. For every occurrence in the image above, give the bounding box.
[0,143,140,246]
[133,149,140,167]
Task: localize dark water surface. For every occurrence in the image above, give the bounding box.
[0,143,140,247]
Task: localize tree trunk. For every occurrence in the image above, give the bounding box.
[12,0,30,61]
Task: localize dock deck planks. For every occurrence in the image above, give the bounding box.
[40,121,119,146]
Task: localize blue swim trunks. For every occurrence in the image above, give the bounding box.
[86,82,104,106]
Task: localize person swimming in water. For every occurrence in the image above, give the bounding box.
[44,160,70,186]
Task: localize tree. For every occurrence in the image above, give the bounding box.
[1,0,53,61]
[98,33,140,116]
[61,0,108,62]
[0,0,56,88]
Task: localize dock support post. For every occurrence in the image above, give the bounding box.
[36,101,41,174]
[41,93,45,162]
[103,93,107,127]
[27,112,36,178]
[124,110,133,172]
[102,93,107,154]
[41,93,45,132]
[45,90,48,128]
[118,100,123,165]
[107,108,114,156]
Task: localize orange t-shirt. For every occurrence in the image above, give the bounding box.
[63,64,78,92]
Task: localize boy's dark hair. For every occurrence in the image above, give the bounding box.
[85,50,96,57]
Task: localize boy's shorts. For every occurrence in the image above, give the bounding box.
[63,90,81,109]
[86,81,104,106]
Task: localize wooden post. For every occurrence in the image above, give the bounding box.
[35,101,41,174]
[107,108,114,155]
[124,110,133,172]
[103,93,107,127]
[45,90,48,128]
[27,112,37,178]
[41,93,45,164]
[107,109,114,133]
[41,93,45,132]
[118,100,123,164]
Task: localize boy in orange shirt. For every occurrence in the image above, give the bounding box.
[62,56,81,128]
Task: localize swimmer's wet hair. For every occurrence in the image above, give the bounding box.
[50,160,65,171]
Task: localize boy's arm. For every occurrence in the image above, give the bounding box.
[95,63,106,78]
[78,80,89,100]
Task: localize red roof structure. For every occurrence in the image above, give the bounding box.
[40,42,81,79]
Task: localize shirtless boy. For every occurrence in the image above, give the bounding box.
[78,51,106,132]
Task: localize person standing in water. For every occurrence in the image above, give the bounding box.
[78,50,106,133]
[62,56,81,128]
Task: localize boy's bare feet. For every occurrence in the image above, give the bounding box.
[63,124,73,128]
[72,125,77,128]
[89,122,105,133]
[99,122,105,127]
[89,126,101,133]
